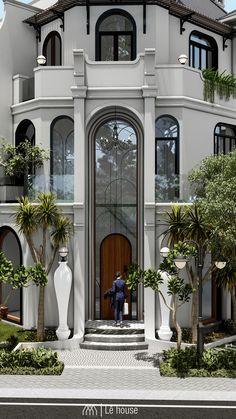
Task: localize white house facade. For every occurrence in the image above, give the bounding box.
[0,0,236,342]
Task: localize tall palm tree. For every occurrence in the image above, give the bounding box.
[14,192,72,341]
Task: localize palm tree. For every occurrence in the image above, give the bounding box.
[163,203,213,343]
[14,192,72,341]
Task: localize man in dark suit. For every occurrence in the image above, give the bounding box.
[112,271,126,326]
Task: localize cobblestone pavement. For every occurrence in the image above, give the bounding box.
[0,339,236,400]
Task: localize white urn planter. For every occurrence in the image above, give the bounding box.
[54,251,72,341]
[157,271,173,341]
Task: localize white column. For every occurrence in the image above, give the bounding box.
[142,49,157,340]
[71,50,87,339]
[221,287,231,320]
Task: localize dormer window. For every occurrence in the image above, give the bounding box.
[189,31,218,70]
[43,31,62,66]
[96,10,136,61]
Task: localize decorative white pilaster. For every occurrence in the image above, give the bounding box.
[54,261,72,340]
[71,50,87,339]
[143,49,158,340]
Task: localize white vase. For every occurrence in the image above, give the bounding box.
[54,261,72,340]
[157,271,173,341]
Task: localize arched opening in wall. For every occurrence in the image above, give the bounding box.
[89,111,143,320]
[14,119,36,195]
[15,119,35,148]
[214,123,236,155]
[43,31,62,66]
[189,31,218,70]
[96,9,136,61]
[0,227,23,324]
[50,116,74,201]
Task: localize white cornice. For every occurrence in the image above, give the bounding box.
[11,98,73,115]
[156,96,236,119]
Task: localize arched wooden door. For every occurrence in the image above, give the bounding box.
[100,234,132,320]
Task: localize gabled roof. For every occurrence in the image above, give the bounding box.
[24,0,232,37]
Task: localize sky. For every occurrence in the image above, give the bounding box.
[0,0,236,21]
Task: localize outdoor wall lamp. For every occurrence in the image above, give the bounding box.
[160,247,170,258]
[59,247,68,262]
[37,55,46,65]
[178,54,188,65]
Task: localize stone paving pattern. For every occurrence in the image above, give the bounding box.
[0,338,236,400]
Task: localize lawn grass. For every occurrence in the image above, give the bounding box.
[0,322,22,342]
[0,322,57,343]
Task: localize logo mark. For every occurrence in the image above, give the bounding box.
[82,405,98,416]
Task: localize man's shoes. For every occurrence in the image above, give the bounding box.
[120,322,124,328]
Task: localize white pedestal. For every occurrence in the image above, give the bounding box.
[54,261,72,340]
[157,271,173,341]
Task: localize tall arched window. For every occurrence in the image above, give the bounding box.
[96,10,136,61]
[43,31,62,66]
[155,115,179,202]
[189,31,218,70]
[51,116,74,200]
[214,123,236,155]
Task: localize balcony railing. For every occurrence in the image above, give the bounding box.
[28,175,74,202]
[155,174,193,203]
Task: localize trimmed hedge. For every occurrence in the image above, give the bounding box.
[0,347,64,375]
[160,347,236,378]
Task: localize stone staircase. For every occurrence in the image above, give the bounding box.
[80,321,148,351]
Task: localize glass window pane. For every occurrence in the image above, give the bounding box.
[190,34,211,47]
[156,116,178,138]
[101,35,114,61]
[194,46,200,69]
[201,49,207,69]
[55,35,61,65]
[118,35,131,60]
[100,15,133,31]
[95,119,138,319]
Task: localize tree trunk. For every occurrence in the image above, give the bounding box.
[232,288,236,323]
[172,299,182,350]
[191,276,199,343]
[37,285,45,341]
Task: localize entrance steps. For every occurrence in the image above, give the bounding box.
[80,320,148,351]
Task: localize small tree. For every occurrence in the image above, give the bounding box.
[14,192,72,341]
[0,252,30,319]
[126,264,193,349]
[0,139,49,195]
[162,204,217,343]
[189,150,236,321]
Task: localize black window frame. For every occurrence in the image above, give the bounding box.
[43,31,62,66]
[95,9,136,62]
[214,123,236,155]
[189,31,218,70]
[155,115,180,201]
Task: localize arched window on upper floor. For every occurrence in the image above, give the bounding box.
[43,31,62,66]
[189,31,218,70]
[96,10,136,61]
[214,123,236,155]
[155,115,179,202]
[51,116,74,200]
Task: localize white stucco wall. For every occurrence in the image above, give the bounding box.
[0,1,38,141]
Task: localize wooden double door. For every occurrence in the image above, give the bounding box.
[100,234,132,320]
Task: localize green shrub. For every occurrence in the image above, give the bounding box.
[222,319,236,335]
[160,347,236,378]
[163,347,198,372]
[0,347,64,375]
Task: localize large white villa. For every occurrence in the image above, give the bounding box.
[0,0,235,343]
